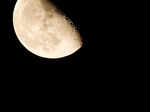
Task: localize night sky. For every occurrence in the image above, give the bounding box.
[8,0,128,69]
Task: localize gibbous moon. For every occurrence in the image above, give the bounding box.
[13,0,82,59]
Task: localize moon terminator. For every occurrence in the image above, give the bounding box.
[13,0,82,59]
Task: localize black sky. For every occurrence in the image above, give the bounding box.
[8,0,129,68]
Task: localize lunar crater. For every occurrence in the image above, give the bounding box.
[13,0,82,59]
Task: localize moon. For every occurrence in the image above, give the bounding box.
[13,0,82,59]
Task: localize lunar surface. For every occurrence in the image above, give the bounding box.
[13,0,82,59]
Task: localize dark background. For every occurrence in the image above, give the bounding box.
[7,0,144,103]
[7,0,141,98]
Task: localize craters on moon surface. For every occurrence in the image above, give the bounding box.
[13,0,82,59]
